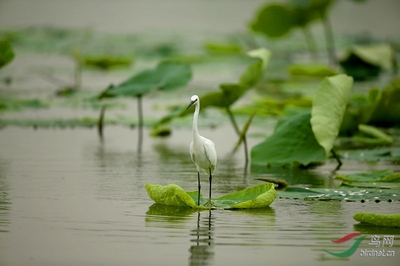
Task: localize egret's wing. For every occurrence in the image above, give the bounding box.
[189,141,195,163]
[204,140,217,169]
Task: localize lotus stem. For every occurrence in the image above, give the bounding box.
[322,15,337,66]
[331,149,342,169]
[74,57,82,90]
[226,107,249,169]
[98,105,107,139]
[301,27,319,62]
[138,94,143,152]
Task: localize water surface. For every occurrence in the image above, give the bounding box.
[0,126,399,266]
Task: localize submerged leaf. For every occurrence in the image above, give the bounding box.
[353,212,400,227]
[251,111,326,167]
[145,183,276,209]
[311,74,353,156]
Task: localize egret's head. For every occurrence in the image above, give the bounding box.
[187,95,199,109]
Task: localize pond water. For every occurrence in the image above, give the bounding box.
[0,125,399,266]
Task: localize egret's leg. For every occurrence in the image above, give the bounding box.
[204,169,215,207]
[209,170,212,201]
[197,171,201,206]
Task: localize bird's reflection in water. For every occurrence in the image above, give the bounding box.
[188,210,215,266]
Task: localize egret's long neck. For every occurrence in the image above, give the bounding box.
[192,101,200,140]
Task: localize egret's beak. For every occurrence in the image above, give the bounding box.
[187,100,196,110]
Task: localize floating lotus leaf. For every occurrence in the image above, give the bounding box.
[145,183,276,209]
[353,212,400,227]
[335,169,400,183]
[277,186,400,202]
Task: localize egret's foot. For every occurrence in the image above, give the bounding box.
[204,199,216,207]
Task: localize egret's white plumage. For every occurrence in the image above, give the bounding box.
[187,95,217,206]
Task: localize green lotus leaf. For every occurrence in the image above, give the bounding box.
[251,111,326,167]
[341,44,394,70]
[369,78,400,125]
[277,187,400,202]
[352,124,394,145]
[339,44,394,80]
[288,63,338,77]
[335,169,400,183]
[0,40,15,69]
[250,4,294,38]
[342,148,400,162]
[145,183,276,209]
[203,42,243,54]
[311,74,353,156]
[353,212,400,227]
[82,56,132,70]
[98,60,191,99]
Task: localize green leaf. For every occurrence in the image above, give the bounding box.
[251,111,326,167]
[352,124,394,145]
[82,56,132,70]
[341,148,400,162]
[0,40,15,69]
[247,48,271,70]
[353,212,400,227]
[289,0,335,26]
[369,78,400,125]
[288,63,338,77]
[203,42,243,55]
[341,44,394,69]
[277,187,400,202]
[335,169,400,183]
[250,4,294,38]
[311,74,353,156]
[339,44,394,80]
[239,48,271,89]
[145,183,276,209]
[98,60,192,99]
[156,61,192,91]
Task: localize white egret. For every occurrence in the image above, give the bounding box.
[187,95,217,206]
